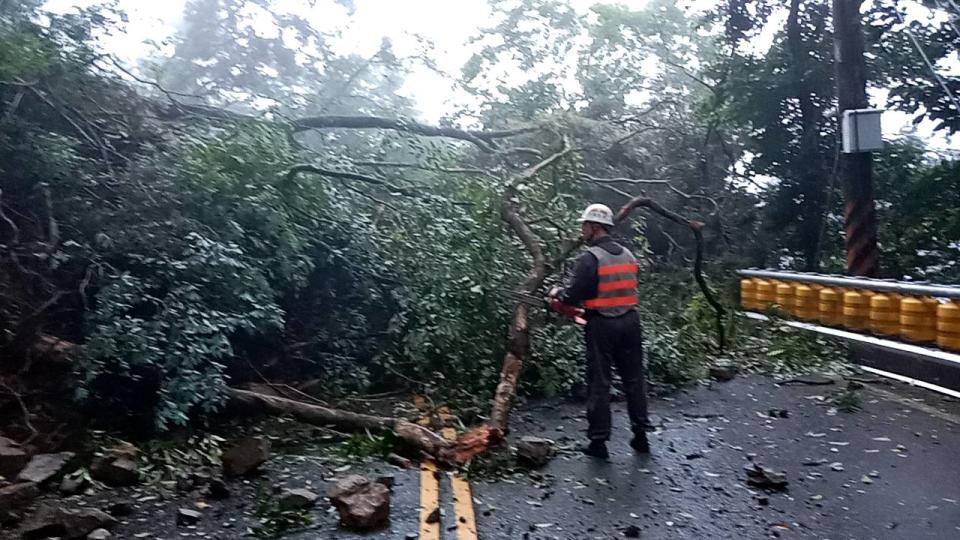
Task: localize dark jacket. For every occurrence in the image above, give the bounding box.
[558,236,629,310]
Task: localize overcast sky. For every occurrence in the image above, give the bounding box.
[43,0,959,151]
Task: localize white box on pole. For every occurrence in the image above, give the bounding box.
[841,108,883,153]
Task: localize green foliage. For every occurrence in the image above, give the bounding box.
[830,388,863,413]
[76,125,310,429]
[872,143,960,281]
[138,434,226,484]
[0,26,55,80]
[253,482,313,539]
[731,318,848,377]
[2,0,956,440]
[337,431,397,460]
[637,276,717,386]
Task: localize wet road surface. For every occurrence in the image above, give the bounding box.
[471,374,960,539]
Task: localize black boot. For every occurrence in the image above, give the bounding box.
[580,440,609,459]
[630,434,650,454]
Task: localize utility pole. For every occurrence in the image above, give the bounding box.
[832,0,879,277]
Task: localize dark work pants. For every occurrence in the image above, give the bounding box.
[585,309,649,441]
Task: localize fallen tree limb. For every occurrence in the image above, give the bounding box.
[227,388,454,459]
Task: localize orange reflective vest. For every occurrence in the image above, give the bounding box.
[583,245,639,316]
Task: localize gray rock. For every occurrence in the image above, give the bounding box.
[516,436,554,467]
[221,437,270,477]
[375,475,395,489]
[0,482,38,512]
[328,475,390,531]
[106,502,133,517]
[744,463,788,491]
[16,452,75,485]
[205,477,230,499]
[90,444,139,487]
[59,472,89,495]
[91,456,138,487]
[21,505,117,539]
[279,488,319,511]
[708,364,737,382]
[87,528,111,539]
[0,437,30,479]
[176,508,202,526]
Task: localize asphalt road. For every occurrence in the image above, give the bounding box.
[14,373,959,539]
[471,374,960,539]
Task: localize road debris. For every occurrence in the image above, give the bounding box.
[744,464,788,491]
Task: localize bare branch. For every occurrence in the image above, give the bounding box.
[291,115,532,153]
[286,165,415,196]
[353,160,499,181]
[661,58,716,92]
[612,125,671,146]
[0,188,20,246]
[286,164,472,207]
[98,56,206,101]
[581,173,673,186]
[2,88,25,123]
[499,147,545,160]
[0,381,38,445]
[518,136,573,182]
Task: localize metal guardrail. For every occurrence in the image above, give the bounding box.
[736,269,960,299]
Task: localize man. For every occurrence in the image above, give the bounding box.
[548,203,650,458]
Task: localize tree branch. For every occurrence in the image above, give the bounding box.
[291,115,532,153]
[352,160,499,181]
[581,173,673,186]
[610,191,727,350]
[286,164,419,198]
[517,136,573,183]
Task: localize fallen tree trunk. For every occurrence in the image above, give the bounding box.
[227,388,453,459]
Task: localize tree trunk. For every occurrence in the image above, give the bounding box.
[787,0,829,272]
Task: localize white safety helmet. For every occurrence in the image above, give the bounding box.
[577,203,615,226]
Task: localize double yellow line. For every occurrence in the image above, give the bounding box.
[416,398,478,539]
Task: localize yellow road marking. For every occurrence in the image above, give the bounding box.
[416,396,441,540]
[414,399,479,539]
[418,459,441,540]
[440,408,479,540]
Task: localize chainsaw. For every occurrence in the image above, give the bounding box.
[498,289,587,326]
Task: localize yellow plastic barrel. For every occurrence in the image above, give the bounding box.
[776,282,797,315]
[740,278,758,310]
[818,287,843,326]
[842,289,870,330]
[900,296,938,343]
[937,300,960,351]
[869,293,901,336]
[794,284,819,320]
[756,279,776,310]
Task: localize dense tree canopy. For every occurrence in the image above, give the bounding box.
[1,0,957,434]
